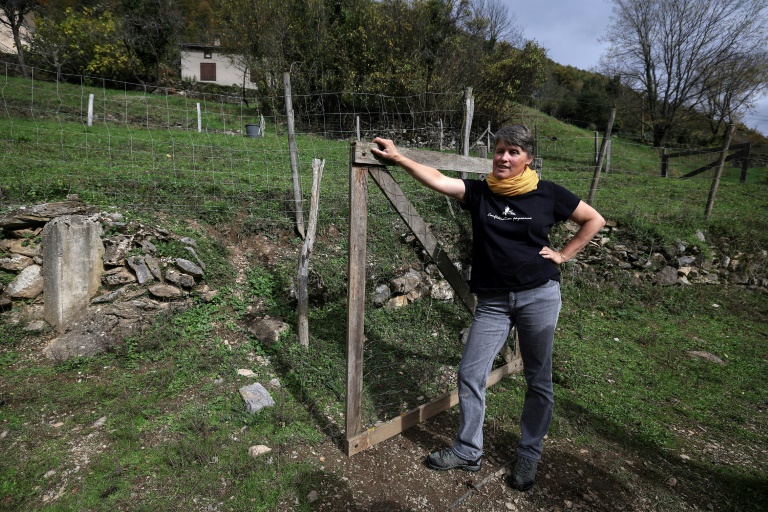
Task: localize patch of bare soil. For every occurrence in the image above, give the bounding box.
[288,409,683,512]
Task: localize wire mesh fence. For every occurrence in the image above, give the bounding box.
[2,61,767,447]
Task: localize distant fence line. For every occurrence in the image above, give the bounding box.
[1,61,765,227]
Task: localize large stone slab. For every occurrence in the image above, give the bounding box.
[43,215,104,331]
[0,200,98,230]
[6,264,44,298]
[239,382,275,413]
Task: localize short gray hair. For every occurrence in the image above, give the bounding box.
[493,125,535,157]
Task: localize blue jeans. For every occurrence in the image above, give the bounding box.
[452,280,562,462]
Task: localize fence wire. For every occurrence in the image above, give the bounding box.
[1,62,767,438]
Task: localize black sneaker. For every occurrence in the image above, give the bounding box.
[508,455,538,491]
[426,448,482,472]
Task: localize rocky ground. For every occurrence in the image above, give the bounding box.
[2,201,765,511]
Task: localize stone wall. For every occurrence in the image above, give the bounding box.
[0,197,217,359]
[1,198,765,358]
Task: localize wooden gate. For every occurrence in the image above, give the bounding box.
[661,142,751,181]
[345,142,523,456]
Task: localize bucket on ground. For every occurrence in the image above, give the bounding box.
[245,124,262,137]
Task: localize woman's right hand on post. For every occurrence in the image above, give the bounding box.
[371,137,401,164]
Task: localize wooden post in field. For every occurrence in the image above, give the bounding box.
[439,118,444,151]
[346,145,368,451]
[594,131,599,164]
[87,94,94,127]
[197,103,202,133]
[661,148,668,177]
[739,141,751,183]
[705,124,735,220]
[587,107,616,205]
[297,158,325,348]
[356,116,361,141]
[461,87,474,179]
[605,139,611,173]
[283,72,305,239]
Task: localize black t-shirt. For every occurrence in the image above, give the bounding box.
[461,178,581,292]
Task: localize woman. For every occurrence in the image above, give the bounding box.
[371,125,605,491]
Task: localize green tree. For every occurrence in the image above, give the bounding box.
[121,0,185,84]
[210,0,541,131]
[474,40,548,126]
[213,0,293,90]
[26,6,134,80]
[176,0,216,42]
[574,75,619,129]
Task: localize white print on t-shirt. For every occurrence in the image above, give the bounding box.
[487,212,532,221]
[503,206,516,217]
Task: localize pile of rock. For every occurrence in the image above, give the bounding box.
[371,221,767,310]
[372,267,459,310]
[96,217,212,301]
[0,197,218,359]
[582,223,768,289]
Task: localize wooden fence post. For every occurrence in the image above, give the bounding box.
[87,94,94,127]
[461,87,474,179]
[283,71,305,239]
[740,141,751,183]
[594,131,599,164]
[345,145,368,452]
[661,148,668,177]
[356,116,361,142]
[297,158,325,348]
[587,108,616,205]
[705,124,735,220]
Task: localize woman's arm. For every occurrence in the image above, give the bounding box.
[539,201,606,264]
[371,137,466,202]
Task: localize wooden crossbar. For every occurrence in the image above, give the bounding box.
[679,151,742,179]
[352,142,491,175]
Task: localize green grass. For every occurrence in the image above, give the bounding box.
[1,74,767,510]
[484,275,768,510]
[0,293,326,511]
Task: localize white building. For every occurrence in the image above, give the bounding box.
[0,16,30,55]
[180,43,257,90]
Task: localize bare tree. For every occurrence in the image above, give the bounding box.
[0,0,37,78]
[600,0,768,147]
[701,49,768,139]
[459,0,524,48]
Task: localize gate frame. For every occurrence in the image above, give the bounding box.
[661,142,751,181]
[345,142,523,456]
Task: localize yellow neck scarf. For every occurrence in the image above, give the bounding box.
[486,167,539,196]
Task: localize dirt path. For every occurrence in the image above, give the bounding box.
[291,410,693,512]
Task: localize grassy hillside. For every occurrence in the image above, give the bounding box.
[1,76,767,511]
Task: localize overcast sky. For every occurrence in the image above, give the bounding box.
[501,0,768,136]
